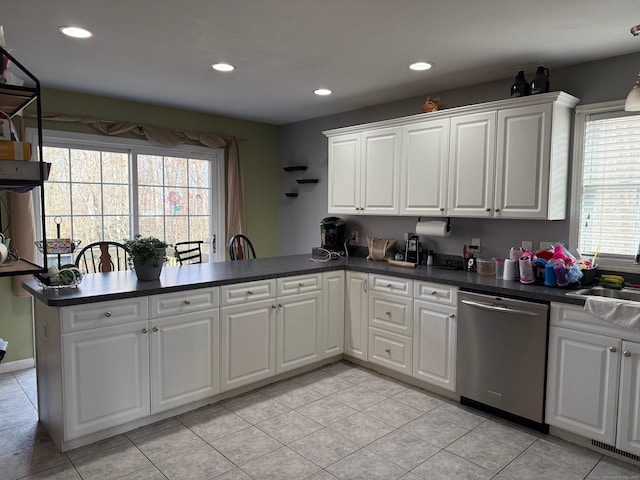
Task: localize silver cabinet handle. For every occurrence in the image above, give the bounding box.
[385,348,391,353]
[624,350,631,357]
[152,326,158,332]
[141,328,148,334]
[184,299,191,305]
[104,312,112,317]
[363,280,368,293]
[609,346,617,353]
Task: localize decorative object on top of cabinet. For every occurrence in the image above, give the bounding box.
[510,70,530,98]
[530,65,550,95]
[0,45,48,277]
[422,96,441,113]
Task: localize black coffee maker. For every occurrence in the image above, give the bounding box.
[320,217,345,251]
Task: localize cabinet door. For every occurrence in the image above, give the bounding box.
[63,321,150,440]
[401,118,450,216]
[448,112,496,217]
[495,104,552,219]
[413,300,457,391]
[323,271,345,358]
[276,291,323,374]
[617,341,640,455]
[546,326,620,444]
[328,133,361,215]
[150,310,220,414]
[368,326,412,375]
[220,299,275,392]
[345,272,368,360]
[361,127,402,215]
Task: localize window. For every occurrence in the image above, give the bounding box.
[571,101,640,268]
[30,129,225,263]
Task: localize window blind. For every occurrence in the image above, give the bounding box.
[580,114,640,256]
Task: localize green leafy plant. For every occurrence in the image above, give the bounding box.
[123,235,168,267]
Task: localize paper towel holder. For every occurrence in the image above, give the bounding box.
[418,216,451,234]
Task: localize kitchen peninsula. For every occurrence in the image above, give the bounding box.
[24,255,583,452]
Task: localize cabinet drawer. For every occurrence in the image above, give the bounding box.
[368,327,412,376]
[150,287,219,318]
[414,281,458,306]
[369,292,412,336]
[221,279,275,306]
[550,302,640,343]
[277,274,321,296]
[62,298,148,333]
[369,274,413,297]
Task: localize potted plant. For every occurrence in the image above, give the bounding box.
[123,234,168,281]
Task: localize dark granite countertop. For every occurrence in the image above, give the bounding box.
[22,254,585,307]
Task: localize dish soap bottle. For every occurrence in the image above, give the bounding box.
[530,65,550,95]
[510,70,530,97]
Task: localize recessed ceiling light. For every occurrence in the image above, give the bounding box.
[212,63,235,72]
[314,88,332,96]
[409,61,433,71]
[59,26,93,38]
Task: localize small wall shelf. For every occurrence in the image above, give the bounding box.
[283,166,308,172]
[296,179,319,184]
[285,193,299,198]
[283,165,318,198]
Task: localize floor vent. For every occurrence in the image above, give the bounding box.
[591,440,640,462]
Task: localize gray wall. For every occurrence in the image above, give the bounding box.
[278,52,640,260]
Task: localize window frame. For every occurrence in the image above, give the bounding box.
[28,128,226,263]
[570,99,640,273]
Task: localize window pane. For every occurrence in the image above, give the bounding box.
[44,146,70,182]
[165,216,188,245]
[44,183,71,216]
[72,184,102,215]
[74,216,103,244]
[188,189,209,215]
[165,188,186,217]
[189,216,209,242]
[138,155,163,185]
[46,216,71,239]
[70,149,101,183]
[139,216,164,238]
[102,152,129,184]
[139,186,164,215]
[103,216,130,243]
[189,159,209,188]
[103,184,130,215]
[165,157,188,187]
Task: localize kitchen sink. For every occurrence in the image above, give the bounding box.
[566,286,640,301]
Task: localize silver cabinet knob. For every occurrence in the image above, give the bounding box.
[298,282,304,287]
[440,207,445,212]
[184,299,191,305]
[385,348,391,353]
[609,346,617,353]
[141,328,148,334]
[387,283,393,288]
[152,326,158,332]
[430,290,437,295]
[247,290,253,295]
[385,310,391,315]
[486,208,491,212]
[278,303,283,308]
[624,350,631,357]
[272,304,277,309]
[104,312,112,317]
[495,208,501,212]
[449,313,456,318]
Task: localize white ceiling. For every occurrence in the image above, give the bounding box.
[3,1,640,125]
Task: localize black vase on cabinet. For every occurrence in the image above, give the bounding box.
[530,65,550,95]
[510,70,530,98]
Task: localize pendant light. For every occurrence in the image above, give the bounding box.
[625,24,640,111]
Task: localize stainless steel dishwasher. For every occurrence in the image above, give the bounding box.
[457,291,549,431]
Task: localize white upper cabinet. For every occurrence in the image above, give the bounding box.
[324,91,579,220]
[328,127,402,215]
[401,118,450,216]
[447,111,497,217]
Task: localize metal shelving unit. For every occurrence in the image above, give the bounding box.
[0,45,48,277]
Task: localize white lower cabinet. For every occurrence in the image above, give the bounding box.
[345,271,368,360]
[413,299,457,391]
[322,271,345,357]
[63,320,150,440]
[546,302,640,455]
[220,298,276,392]
[276,291,322,373]
[368,326,412,375]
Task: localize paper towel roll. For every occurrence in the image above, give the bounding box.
[503,259,517,280]
[415,221,451,237]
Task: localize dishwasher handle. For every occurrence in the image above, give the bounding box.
[460,299,541,317]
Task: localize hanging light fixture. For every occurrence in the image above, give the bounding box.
[625,24,640,111]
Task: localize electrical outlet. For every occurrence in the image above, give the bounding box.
[471,238,481,249]
[351,231,359,243]
[540,241,553,250]
[521,241,533,251]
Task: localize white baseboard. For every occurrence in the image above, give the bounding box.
[0,357,35,374]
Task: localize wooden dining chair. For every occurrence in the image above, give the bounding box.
[74,241,131,273]
[174,241,203,265]
[228,234,256,260]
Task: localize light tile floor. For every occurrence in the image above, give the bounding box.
[2,361,640,480]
